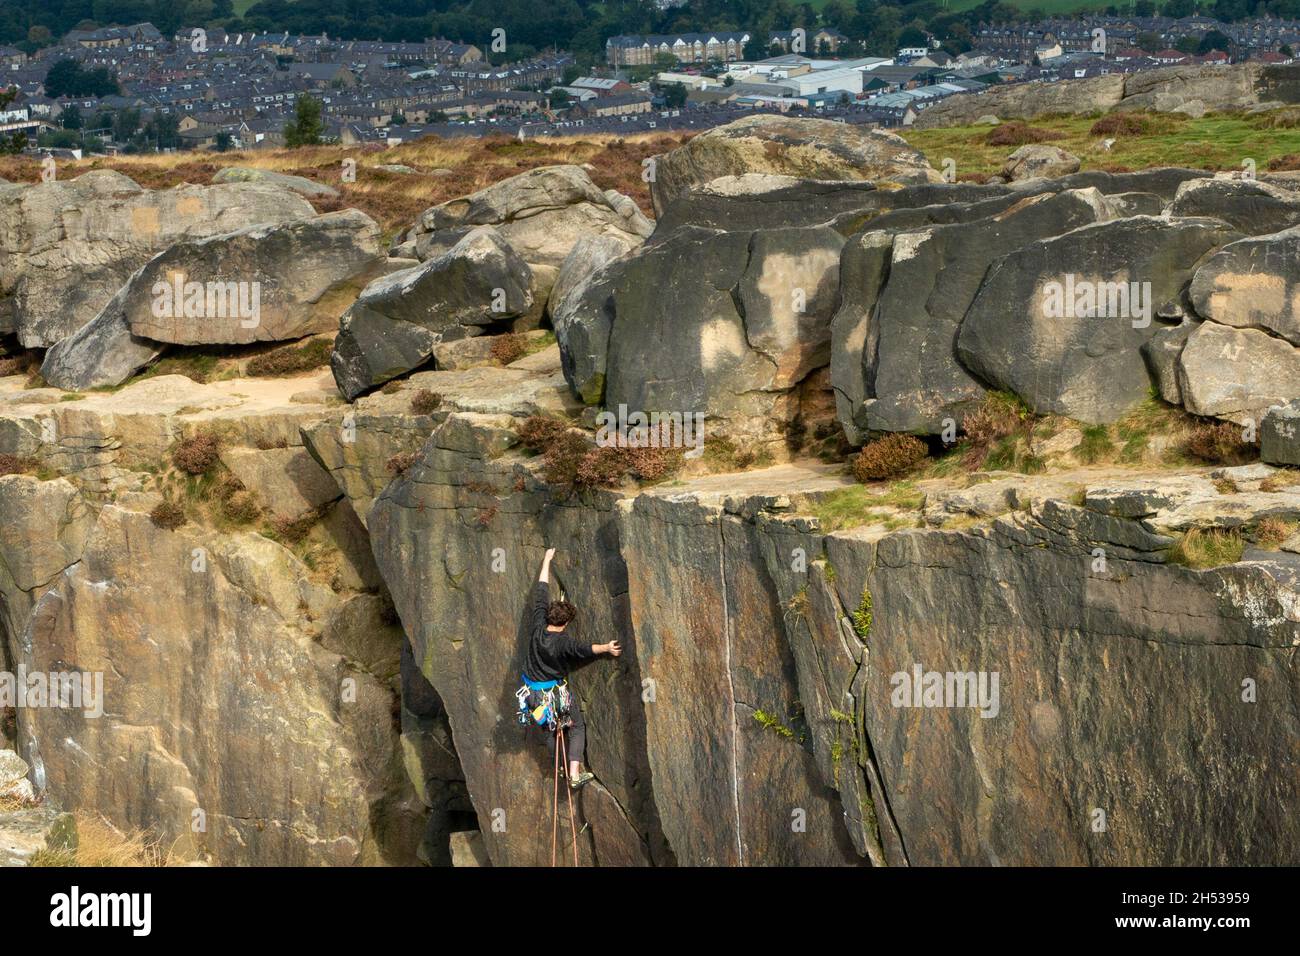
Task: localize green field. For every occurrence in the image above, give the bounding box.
[902,110,1300,177]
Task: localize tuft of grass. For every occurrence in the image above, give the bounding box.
[1075,424,1115,464]
[1254,517,1296,549]
[386,451,418,477]
[1167,528,1245,569]
[852,588,873,642]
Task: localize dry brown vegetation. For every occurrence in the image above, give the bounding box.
[30,812,175,867]
[149,499,186,530]
[245,337,333,377]
[1183,420,1258,465]
[853,433,929,482]
[172,431,222,475]
[1089,112,1153,137]
[984,122,1066,147]
[0,131,688,238]
[490,332,528,366]
[411,389,442,415]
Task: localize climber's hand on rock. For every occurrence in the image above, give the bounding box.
[607,640,622,658]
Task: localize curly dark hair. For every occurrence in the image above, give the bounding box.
[547,600,576,627]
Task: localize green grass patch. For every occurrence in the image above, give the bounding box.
[1168,528,1245,569]
[903,110,1300,179]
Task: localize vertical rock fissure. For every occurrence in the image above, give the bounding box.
[716,516,745,866]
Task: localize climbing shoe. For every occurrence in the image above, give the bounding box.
[569,771,595,790]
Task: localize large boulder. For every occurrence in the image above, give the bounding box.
[1001,144,1081,182]
[1118,62,1267,114]
[1188,226,1300,345]
[604,224,844,446]
[1177,322,1300,421]
[406,165,650,281]
[648,114,941,215]
[844,188,1112,436]
[1261,400,1300,465]
[123,209,384,345]
[0,171,315,347]
[332,227,533,400]
[548,234,636,405]
[39,282,166,391]
[915,73,1125,128]
[957,216,1241,423]
[1166,177,1300,235]
[212,166,340,197]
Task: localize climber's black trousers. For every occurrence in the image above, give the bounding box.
[548,700,586,767]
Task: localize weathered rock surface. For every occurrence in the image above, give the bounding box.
[124,209,384,345]
[1166,177,1300,235]
[1189,226,1300,344]
[1262,400,1300,465]
[850,188,1111,436]
[1001,144,1081,181]
[212,166,340,197]
[332,227,534,399]
[548,234,635,404]
[602,224,843,445]
[916,62,1300,128]
[0,171,315,347]
[648,114,941,215]
[1177,321,1300,421]
[958,216,1240,422]
[407,165,650,282]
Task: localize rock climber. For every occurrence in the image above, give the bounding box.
[520,547,621,790]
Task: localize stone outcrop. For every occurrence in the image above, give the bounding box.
[1166,177,1300,235]
[915,62,1300,128]
[1261,400,1300,465]
[1188,225,1300,344]
[332,227,534,400]
[212,166,340,197]
[1001,144,1081,181]
[648,114,942,215]
[0,170,315,348]
[957,216,1240,422]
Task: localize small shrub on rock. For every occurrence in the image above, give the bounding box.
[853,434,929,483]
[623,445,685,483]
[386,452,419,476]
[220,489,262,524]
[575,447,627,489]
[540,432,591,486]
[149,500,187,530]
[411,389,442,416]
[518,415,569,452]
[173,432,221,475]
[270,510,320,545]
[0,453,36,477]
[1184,421,1256,465]
[1254,517,1296,549]
[490,333,527,366]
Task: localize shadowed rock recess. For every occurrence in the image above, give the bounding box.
[1,114,1298,866]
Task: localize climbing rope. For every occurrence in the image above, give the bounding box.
[550,726,580,867]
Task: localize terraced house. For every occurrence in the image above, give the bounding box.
[606,31,753,66]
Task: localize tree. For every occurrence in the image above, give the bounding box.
[44,60,119,98]
[60,104,82,130]
[284,96,324,147]
[215,131,234,152]
[1199,30,1231,54]
[663,81,688,108]
[113,108,141,142]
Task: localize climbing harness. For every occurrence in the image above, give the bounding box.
[515,674,574,731]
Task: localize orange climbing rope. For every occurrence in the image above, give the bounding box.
[550,726,580,867]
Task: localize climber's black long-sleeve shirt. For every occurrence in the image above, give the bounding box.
[524,581,595,683]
